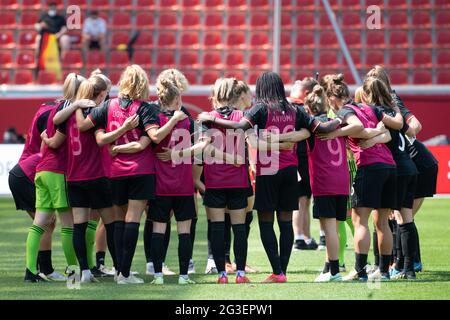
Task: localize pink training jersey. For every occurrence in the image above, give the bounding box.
[308,117,349,196]
[36,105,68,174]
[204,109,249,189]
[66,112,105,182]
[106,98,154,178]
[257,108,298,176]
[19,101,60,162]
[346,104,396,167]
[18,153,42,183]
[153,112,194,196]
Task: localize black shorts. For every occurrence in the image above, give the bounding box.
[297,158,312,199]
[395,174,417,210]
[313,195,348,221]
[149,196,196,222]
[204,188,248,210]
[415,164,438,199]
[68,178,112,209]
[352,164,397,209]
[110,174,156,206]
[8,170,35,213]
[254,165,299,212]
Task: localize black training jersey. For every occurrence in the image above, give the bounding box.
[290,102,309,159]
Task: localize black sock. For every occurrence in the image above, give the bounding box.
[400,222,417,273]
[96,251,105,269]
[150,232,165,274]
[232,224,247,272]
[211,221,226,273]
[380,254,391,274]
[190,217,197,258]
[120,222,140,277]
[259,221,282,275]
[322,261,330,273]
[278,220,293,275]
[412,221,421,263]
[391,219,398,263]
[355,253,368,278]
[373,229,379,267]
[245,211,253,240]
[143,218,153,263]
[329,259,339,276]
[162,220,171,262]
[395,223,404,270]
[38,250,54,275]
[207,219,213,257]
[178,233,192,276]
[114,221,125,274]
[224,214,231,264]
[73,222,89,271]
[104,222,117,269]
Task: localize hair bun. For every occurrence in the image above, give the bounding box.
[333,73,345,83]
[312,84,323,95]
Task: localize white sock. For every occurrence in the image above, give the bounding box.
[155,272,163,278]
[220,271,227,277]
[295,234,305,241]
[180,274,189,280]
[305,238,312,245]
[320,230,326,237]
[237,270,246,277]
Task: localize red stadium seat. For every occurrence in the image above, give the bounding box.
[296,12,315,30]
[159,0,179,10]
[112,0,134,10]
[205,0,224,10]
[0,12,15,29]
[250,32,270,49]
[436,11,450,28]
[156,51,176,68]
[136,13,155,28]
[411,0,432,9]
[182,13,201,30]
[342,11,362,29]
[436,0,450,8]
[21,12,38,29]
[135,0,156,10]
[203,51,223,69]
[281,32,293,49]
[248,73,261,85]
[250,52,270,68]
[296,51,314,68]
[134,32,154,49]
[86,51,106,69]
[344,50,362,68]
[412,11,431,28]
[110,51,129,68]
[180,32,200,49]
[413,50,432,67]
[413,70,432,84]
[37,71,57,85]
[182,0,202,10]
[228,0,247,9]
[157,32,177,48]
[159,13,178,29]
[280,71,292,85]
[16,51,35,68]
[386,0,408,9]
[0,31,14,48]
[226,32,246,49]
[281,0,293,9]
[228,13,246,29]
[133,51,152,67]
[366,31,385,48]
[344,31,361,49]
[389,50,408,67]
[437,31,450,48]
[14,70,33,84]
[62,50,83,68]
[205,13,224,29]
[293,0,315,10]
[2,0,18,10]
[111,12,132,29]
[341,0,361,9]
[437,51,450,67]
[201,71,221,85]
[319,51,339,68]
[280,51,292,68]
[108,70,123,85]
[366,50,385,67]
[224,70,245,81]
[250,0,270,10]
[0,70,9,85]
[0,51,13,68]
[250,14,270,29]
[437,70,450,84]
[388,11,409,28]
[225,52,245,69]
[319,13,333,29]
[182,71,198,84]
[111,32,129,48]
[21,0,40,10]
[389,31,408,48]
[319,31,338,48]
[319,0,338,8]
[366,0,384,6]
[281,13,293,30]
[18,31,36,48]
[68,0,88,10]
[180,51,199,68]
[90,0,110,10]
[413,31,432,48]
[296,31,315,48]
[389,69,408,84]
[204,32,223,49]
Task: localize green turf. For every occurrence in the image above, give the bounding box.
[0,197,449,300]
